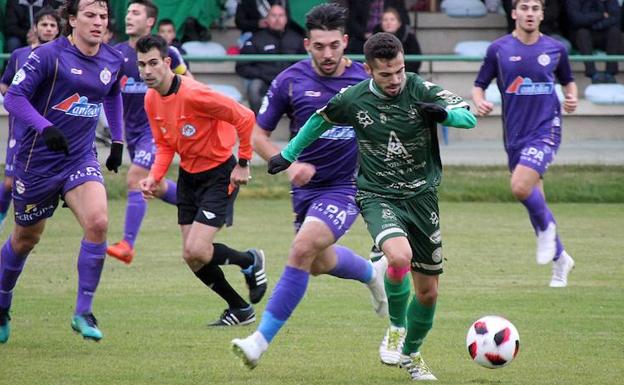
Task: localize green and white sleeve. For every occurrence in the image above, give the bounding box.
[281,113,333,162]
[442,107,477,129]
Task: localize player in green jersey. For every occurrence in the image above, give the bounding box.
[268,32,476,380]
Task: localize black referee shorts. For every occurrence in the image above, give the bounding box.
[177,156,238,227]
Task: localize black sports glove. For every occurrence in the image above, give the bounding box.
[267,153,292,174]
[106,141,124,173]
[42,126,69,155]
[415,102,448,123]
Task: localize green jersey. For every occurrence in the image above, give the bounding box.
[317,73,471,199]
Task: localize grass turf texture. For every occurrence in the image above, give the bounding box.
[103,165,624,203]
[0,198,622,385]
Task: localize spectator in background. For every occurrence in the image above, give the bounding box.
[567,0,621,83]
[4,0,63,52]
[374,7,421,73]
[235,4,305,114]
[235,0,303,40]
[345,0,410,54]
[158,18,186,54]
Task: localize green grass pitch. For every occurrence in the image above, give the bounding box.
[1,198,622,385]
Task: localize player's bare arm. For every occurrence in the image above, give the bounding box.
[471,86,494,116]
[562,82,578,114]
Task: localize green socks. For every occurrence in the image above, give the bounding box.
[384,274,411,328]
[402,296,436,355]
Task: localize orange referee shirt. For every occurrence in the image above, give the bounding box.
[145,76,255,182]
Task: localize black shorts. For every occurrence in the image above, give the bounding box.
[177,156,238,227]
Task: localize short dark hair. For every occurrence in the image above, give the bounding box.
[61,0,111,35]
[511,0,544,9]
[136,34,168,58]
[34,6,62,29]
[364,32,404,65]
[305,3,347,36]
[157,18,175,29]
[129,0,159,20]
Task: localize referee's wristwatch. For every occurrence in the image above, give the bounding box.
[238,158,250,167]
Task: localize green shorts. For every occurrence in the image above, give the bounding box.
[357,190,443,275]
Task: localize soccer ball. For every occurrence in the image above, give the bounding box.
[466,315,520,369]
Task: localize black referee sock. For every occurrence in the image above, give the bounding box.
[194,264,249,309]
[211,243,254,269]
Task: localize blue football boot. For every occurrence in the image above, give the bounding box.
[71,313,103,341]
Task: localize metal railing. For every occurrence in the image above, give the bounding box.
[1,53,624,62]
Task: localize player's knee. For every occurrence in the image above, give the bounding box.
[290,238,318,261]
[386,250,411,270]
[12,233,41,255]
[183,241,212,264]
[416,286,438,307]
[510,179,531,200]
[84,215,108,241]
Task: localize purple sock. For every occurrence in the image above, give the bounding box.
[259,266,309,342]
[75,240,106,315]
[159,179,177,205]
[553,235,564,260]
[521,188,553,232]
[123,190,146,247]
[0,239,27,309]
[327,245,373,283]
[0,184,12,215]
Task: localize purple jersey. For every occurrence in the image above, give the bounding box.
[474,34,573,152]
[1,45,34,146]
[115,43,186,139]
[257,59,368,190]
[6,36,123,174]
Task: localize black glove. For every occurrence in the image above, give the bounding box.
[415,102,448,123]
[267,153,292,174]
[42,126,69,155]
[106,141,124,173]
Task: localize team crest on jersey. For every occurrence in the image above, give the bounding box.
[356,110,374,128]
[181,124,196,137]
[505,76,553,95]
[120,76,148,93]
[15,180,25,194]
[52,93,101,118]
[100,67,112,85]
[537,53,551,66]
[385,131,410,160]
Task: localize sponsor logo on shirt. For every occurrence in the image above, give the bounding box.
[385,131,409,160]
[356,110,374,128]
[52,93,101,118]
[181,124,196,137]
[304,90,321,97]
[71,68,83,75]
[263,44,276,51]
[509,56,522,62]
[319,125,355,140]
[505,76,554,95]
[120,76,148,93]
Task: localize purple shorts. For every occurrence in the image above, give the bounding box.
[126,130,156,170]
[508,140,558,176]
[12,157,104,226]
[292,188,360,241]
